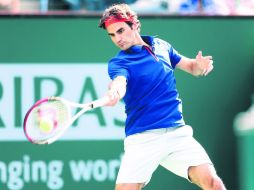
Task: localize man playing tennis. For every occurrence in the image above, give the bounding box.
[99,3,226,190]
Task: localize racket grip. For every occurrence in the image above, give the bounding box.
[91,96,110,109]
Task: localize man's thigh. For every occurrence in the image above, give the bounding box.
[160,126,212,180]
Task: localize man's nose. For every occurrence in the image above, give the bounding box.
[115,34,122,42]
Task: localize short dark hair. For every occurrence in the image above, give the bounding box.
[99,3,141,31]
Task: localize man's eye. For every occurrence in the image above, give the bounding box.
[118,29,124,34]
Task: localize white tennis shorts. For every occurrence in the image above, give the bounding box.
[116,125,212,185]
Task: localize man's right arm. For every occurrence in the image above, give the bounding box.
[105,76,127,106]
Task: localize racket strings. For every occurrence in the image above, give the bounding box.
[25,100,71,141]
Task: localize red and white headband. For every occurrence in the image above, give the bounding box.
[104,15,133,28]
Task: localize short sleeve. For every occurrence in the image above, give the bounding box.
[108,57,129,81]
[168,46,182,69]
[155,38,182,69]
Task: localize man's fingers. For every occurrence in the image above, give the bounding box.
[203,65,214,76]
[106,89,120,106]
[204,56,213,60]
[196,51,202,59]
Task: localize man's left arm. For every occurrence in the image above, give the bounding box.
[176,51,214,76]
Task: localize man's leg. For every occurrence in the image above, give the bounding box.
[115,183,143,190]
[188,163,226,190]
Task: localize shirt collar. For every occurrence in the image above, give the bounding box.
[124,35,155,53]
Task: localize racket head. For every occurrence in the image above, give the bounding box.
[23,97,71,145]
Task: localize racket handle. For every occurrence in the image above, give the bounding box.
[90,96,110,109]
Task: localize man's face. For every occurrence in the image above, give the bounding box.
[106,22,137,50]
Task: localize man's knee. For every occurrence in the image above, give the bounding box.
[115,183,143,190]
[188,164,226,190]
[202,175,226,190]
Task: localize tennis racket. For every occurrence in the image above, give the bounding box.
[23,96,109,145]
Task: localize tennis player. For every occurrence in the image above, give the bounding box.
[99,3,226,190]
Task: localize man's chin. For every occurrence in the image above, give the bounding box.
[117,43,132,50]
[119,45,130,50]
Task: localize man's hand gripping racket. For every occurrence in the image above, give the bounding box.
[23,96,109,145]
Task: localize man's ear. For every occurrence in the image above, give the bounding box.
[132,22,138,30]
[133,22,141,33]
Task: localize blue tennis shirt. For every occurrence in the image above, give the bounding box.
[108,35,185,136]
